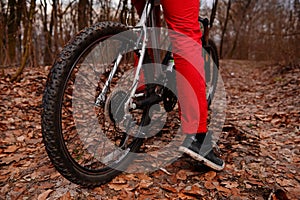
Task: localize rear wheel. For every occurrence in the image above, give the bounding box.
[203,39,219,107]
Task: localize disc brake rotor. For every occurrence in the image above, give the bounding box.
[105,88,128,123]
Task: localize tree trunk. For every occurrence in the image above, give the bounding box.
[41,0,52,65]
[10,0,35,82]
[220,0,231,59]
[130,1,135,26]
[210,0,218,28]
[89,0,93,25]
[78,0,89,30]
[7,0,17,64]
[228,0,252,59]
[16,0,24,59]
[120,0,128,24]
[114,0,122,20]
[0,1,5,66]
[51,0,59,55]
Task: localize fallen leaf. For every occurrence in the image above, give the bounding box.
[38,189,53,200]
[216,185,231,194]
[176,170,187,181]
[182,183,205,196]
[136,173,152,181]
[231,187,240,196]
[123,174,139,181]
[37,182,55,190]
[271,118,281,126]
[138,180,153,189]
[178,192,194,199]
[276,178,292,187]
[124,181,138,191]
[108,183,129,191]
[4,145,18,153]
[160,184,177,193]
[204,181,215,190]
[0,154,23,165]
[17,136,25,142]
[246,180,264,186]
[119,189,135,199]
[204,171,217,181]
[59,191,71,200]
[255,114,272,122]
[223,181,239,189]
[111,176,127,184]
[0,175,9,183]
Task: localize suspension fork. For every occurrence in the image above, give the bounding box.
[127,0,164,109]
[121,0,160,111]
[95,2,152,107]
[124,25,149,111]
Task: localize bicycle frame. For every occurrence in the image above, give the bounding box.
[96,0,160,112]
[125,1,154,111]
[95,0,213,109]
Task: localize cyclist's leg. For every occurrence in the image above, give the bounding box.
[132,0,161,26]
[161,0,207,134]
[131,0,145,17]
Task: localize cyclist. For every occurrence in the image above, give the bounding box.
[132,0,225,171]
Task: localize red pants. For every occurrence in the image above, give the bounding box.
[132,0,207,134]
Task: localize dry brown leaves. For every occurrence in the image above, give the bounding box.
[0,61,299,199]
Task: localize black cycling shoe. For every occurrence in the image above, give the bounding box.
[179,133,225,171]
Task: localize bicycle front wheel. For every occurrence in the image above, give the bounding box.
[42,22,151,187]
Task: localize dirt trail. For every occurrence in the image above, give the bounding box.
[0,60,299,199]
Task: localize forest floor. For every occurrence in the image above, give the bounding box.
[0,60,299,200]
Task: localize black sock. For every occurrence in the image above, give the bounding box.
[196,133,206,143]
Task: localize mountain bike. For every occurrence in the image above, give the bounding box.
[41,0,219,187]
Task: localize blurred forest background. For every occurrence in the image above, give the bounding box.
[0,0,299,81]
